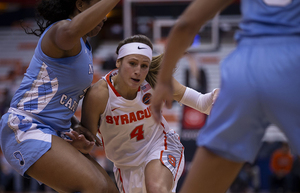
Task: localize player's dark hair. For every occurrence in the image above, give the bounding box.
[22,0,91,37]
[116,34,163,88]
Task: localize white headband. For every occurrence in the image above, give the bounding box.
[117,42,152,61]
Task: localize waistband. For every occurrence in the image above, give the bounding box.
[238,35,300,46]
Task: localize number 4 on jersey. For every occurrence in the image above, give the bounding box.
[130,125,145,141]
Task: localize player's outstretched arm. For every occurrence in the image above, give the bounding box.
[151,0,232,122]
[50,0,120,51]
[81,80,109,137]
[173,78,219,115]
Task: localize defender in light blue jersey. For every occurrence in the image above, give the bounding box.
[150,0,300,192]
[9,20,93,131]
[197,0,300,163]
[0,0,119,192]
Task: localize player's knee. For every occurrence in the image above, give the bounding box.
[146,182,171,193]
[86,177,111,193]
[88,174,119,193]
[70,175,110,193]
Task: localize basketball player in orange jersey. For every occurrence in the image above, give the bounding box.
[68,34,219,193]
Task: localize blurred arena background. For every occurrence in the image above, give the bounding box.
[0,0,298,192]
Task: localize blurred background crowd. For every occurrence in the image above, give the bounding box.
[0,0,300,192]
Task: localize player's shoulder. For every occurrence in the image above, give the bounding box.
[87,79,109,100]
[83,79,109,115]
[94,78,108,89]
[45,19,70,34]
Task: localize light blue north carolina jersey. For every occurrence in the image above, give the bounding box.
[10,22,94,131]
[235,0,300,41]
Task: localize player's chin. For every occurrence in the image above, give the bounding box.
[130,79,141,88]
[87,27,101,37]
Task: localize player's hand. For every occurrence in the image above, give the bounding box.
[201,88,220,115]
[151,82,173,123]
[64,130,95,154]
[72,123,102,146]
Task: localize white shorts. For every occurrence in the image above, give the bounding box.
[114,131,185,193]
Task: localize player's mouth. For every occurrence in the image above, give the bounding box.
[131,78,140,82]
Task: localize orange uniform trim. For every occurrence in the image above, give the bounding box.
[106,69,140,97]
[174,146,184,181]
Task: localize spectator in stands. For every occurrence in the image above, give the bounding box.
[269,142,293,193]
[0,0,120,192]
[150,0,300,193]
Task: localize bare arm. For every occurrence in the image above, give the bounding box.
[158,0,233,84]
[42,0,120,57]
[81,79,109,136]
[173,78,186,102]
[52,0,119,50]
[151,0,233,122]
[64,80,108,152]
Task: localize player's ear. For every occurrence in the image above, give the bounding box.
[116,59,122,68]
[76,0,84,12]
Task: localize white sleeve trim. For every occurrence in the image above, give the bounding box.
[179,87,214,115]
